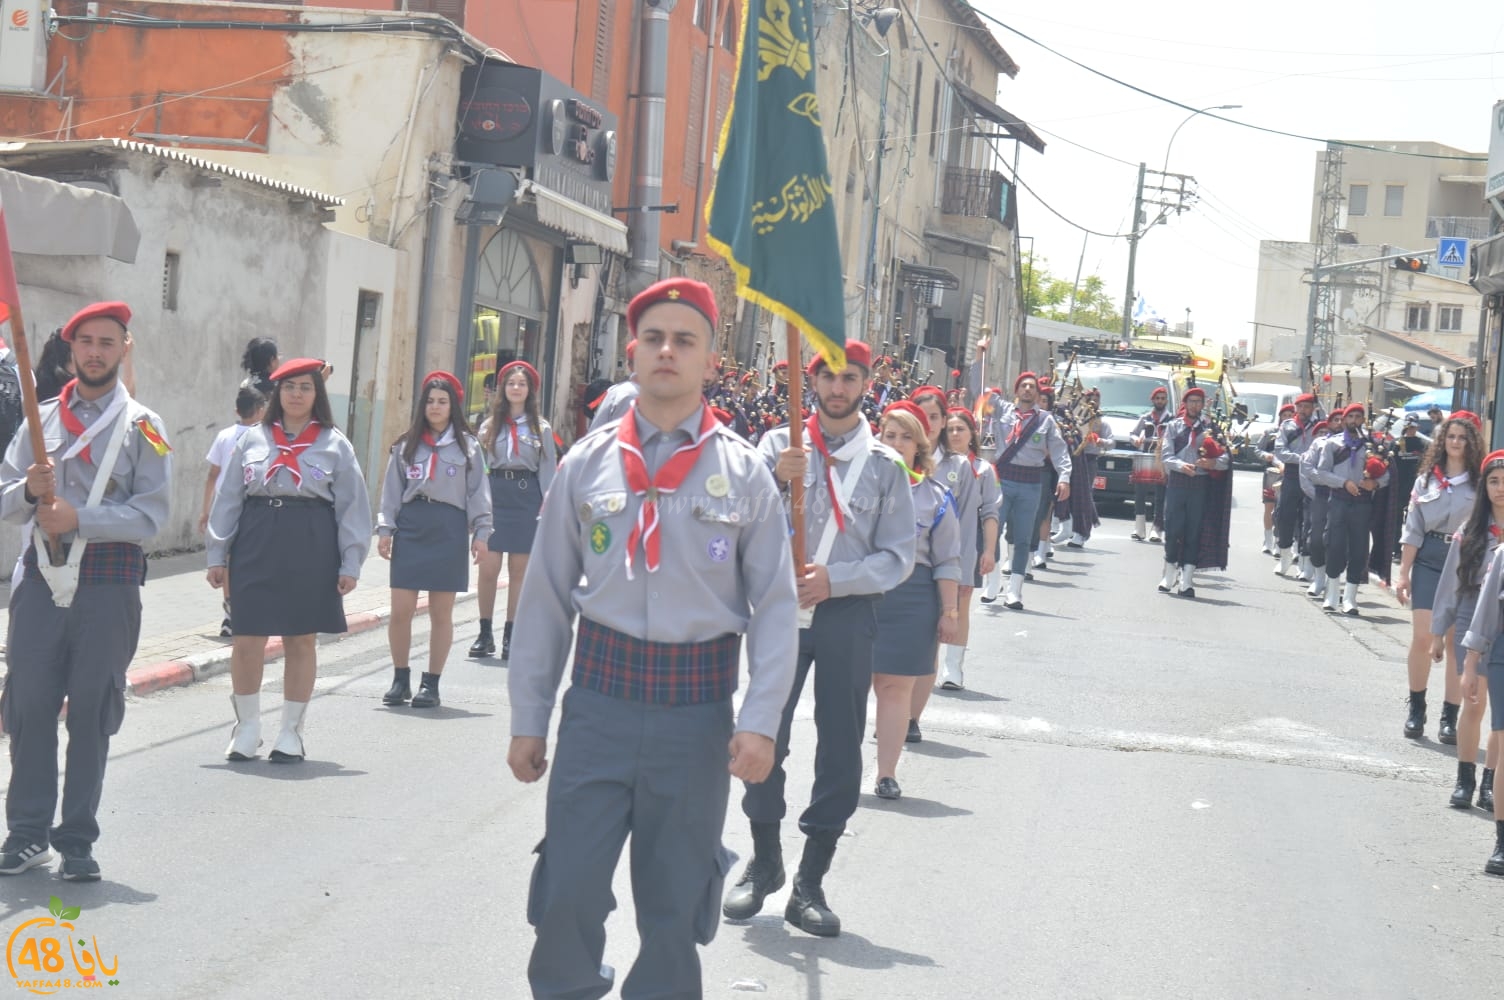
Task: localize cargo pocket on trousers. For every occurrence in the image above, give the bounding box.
[692,844,738,945]
[101,675,127,738]
[526,838,548,928]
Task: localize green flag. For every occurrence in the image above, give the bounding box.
[705,0,846,371]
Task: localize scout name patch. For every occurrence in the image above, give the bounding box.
[590,523,611,554]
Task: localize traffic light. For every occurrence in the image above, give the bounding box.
[1391,256,1428,273]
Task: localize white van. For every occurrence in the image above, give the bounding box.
[1228,381,1300,468]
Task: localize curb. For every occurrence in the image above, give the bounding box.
[123,590,482,698]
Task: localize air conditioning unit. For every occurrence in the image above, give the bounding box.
[919,283,944,309]
[0,0,46,93]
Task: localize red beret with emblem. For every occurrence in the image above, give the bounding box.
[269,357,326,382]
[498,360,540,390]
[420,370,464,402]
[627,277,719,335]
[1452,410,1483,431]
[1014,371,1038,393]
[1343,403,1367,418]
[62,301,131,342]
[808,339,873,375]
[1295,393,1317,405]
[909,385,947,410]
[882,399,930,436]
[1182,386,1206,402]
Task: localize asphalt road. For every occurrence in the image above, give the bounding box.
[1,471,1498,999]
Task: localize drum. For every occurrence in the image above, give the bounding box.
[1129,452,1165,485]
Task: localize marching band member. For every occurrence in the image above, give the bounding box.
[208,358,372,764]
[1128,387,1172,543]
[375,371,492,709]
[1313,404,1388,615]
[986,373,1070,610]
[1157,387,1230,598]
[1301,420,1332,600]
[1272,394,1318,577]
[588,339,639,431]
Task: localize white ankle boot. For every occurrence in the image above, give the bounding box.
[1262,528,1275,554]
[1307,568,1327,599]
[1342,582,1360,615]
[1178,564,1196,596]
[1296,555,1313,582]
[225,693,262,761]
[1323,583,1342,613]
[1004,573,1024,609]
[1069,533,1087,547]
[1051,520,1071,544]
[1276,548,1293,576]
[1135,515,1148,540]
[1158,561,1179,592]
[270,700,309,762]
[982,564,1002,601]
[938,644,966,690]
[1031,545,1047,569]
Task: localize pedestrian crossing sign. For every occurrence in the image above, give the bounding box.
[1438,237,1469,270]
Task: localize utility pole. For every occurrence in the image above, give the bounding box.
[1121,163,1197,340]
[1302,144,1344,390]
[1121,162,1145,341]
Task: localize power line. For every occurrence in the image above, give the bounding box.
[953,2,1489,162]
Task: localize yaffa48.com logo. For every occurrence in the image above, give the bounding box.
[5,896,119,993]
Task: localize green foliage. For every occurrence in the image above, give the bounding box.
[1021,253,1122,334]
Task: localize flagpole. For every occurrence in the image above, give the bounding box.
[775,315,807,570]
[4,300,60,564]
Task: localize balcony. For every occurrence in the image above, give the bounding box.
[1425,216,1493,240]
[941,167,1012,226]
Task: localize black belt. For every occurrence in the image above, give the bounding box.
[490,469,537,480]
[411,493,445,504]
[1425,530,1455,542]
[248,496,333,509]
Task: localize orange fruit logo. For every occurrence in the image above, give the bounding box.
[5,896,120,994]
[9,9,28,26]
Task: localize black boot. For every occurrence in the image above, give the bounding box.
[721,822,785,920]
[411,672,441,709]
[1438,702,1460,745]
[468,619,494,658]
[1479,768,1495,812]
[1403,691,1426,740]
[382,667,411,706]
[784,832,841,937]
[1450,762,1477,809]
[1488,821,1504,877]
[501,621,514,660]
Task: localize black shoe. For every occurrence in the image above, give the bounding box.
[468,624,495,658]
[1131,532,1144,541]
[1004,598,1024,610]
[979,595,996,604]
[1178,587,1196,599]
[722,855,786,920]
[501,621,514,661]
[785,880,841,937]
[56,842,100,882]
[1489,830,1504,876]
[411,685,440,709]
[1066,541,1084,549]
[0,836,53,876]
[1438,702,1460,746]
[219,617,233,638]
[1451,763,1477,809]
[382,677,411,706]
[1404,692,1426,740]
[1479,769,1495,812]
[874,777,901,800]
[905,719,922,744]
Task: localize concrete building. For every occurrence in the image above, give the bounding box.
[0,142,390,558]
[1312,141,1490,257]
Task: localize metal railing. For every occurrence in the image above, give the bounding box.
[941,166,1008,223]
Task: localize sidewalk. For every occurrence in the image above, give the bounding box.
[0,546,501,696]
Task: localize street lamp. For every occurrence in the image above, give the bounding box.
[1163,104,1241,174]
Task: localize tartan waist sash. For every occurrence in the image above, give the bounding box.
[23,541,146,587]
[572,617,741,706]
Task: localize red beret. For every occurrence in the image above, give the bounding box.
[1481,450,1504,475]
[270,357,325,382]
[1343,403,1366,418]
[1014,371,1038,393]
[1364,456,1387,479]
[1150,387,1168,400]
[739,372,757,385]
[1036,376,1052,389]
[61,301,131,342]
[498,360,540,389]
[1183,386,1205,402]
[881,399,930,436]
[809,339,873,375]
[948,406,975,419]
[1452,410,1483,431]
[420,370,464,402]
[1278,404,1296,417]
[1040,384,1056,398]
[625,338,637,363]
[627,277,718,335]
[909,385,947,410]
[1312,420,1329,434]
[1295,393,1317,405]
[773,360,789,370]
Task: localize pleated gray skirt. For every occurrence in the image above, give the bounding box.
[489,470,542,553]
[872,563,940,677]
[229,498,346,637]
[390,499,469,593]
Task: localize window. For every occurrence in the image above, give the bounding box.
[1384,184,1404,217]
[928,81,941,156]
[912,62,922,137]
[692,0,705,28]
[1405,304,1430,332]
[162,252,180,311]
[1348,184,1368,217]
[1438,305,1465,332]
[722,2,735,49]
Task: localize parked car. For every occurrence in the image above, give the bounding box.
[1225,381,1299,469]
[1071,359,1181,506]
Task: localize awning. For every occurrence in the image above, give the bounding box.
[1471,231,1504,295]
[522,180,629,256]
[0,169,139,262]
[950,80,1046,154]
[897,261,960,289]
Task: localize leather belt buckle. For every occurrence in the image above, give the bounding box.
[266,497,285,508]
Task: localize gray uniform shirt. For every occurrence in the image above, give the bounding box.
[1162,417,1231,477]
[912,477,963,582]
[1130,407,1171,450]
[988,401,1073,478]
[1401,470,1474,547]
[933,450,976,576]
[509,406,798,740]
[758,422,915,599]
[376,431,493,544]
[1433,526,1498,642]
[1462,539,1504,655]
[1299,432,1329,499]
[589,378,640,431]
[1313,431,1390,492]
[1274,418,1315,466]
[0,383,172,546]
[207,423,373,578]
[480,414,557,496]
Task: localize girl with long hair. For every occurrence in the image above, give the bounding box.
[376,372,492,709]
[239,337,279,396]
[936,408,999,691]
[470,360,557,660]
[1398,416,1481,742]
[207,359,371,763]
[869,403,961,800]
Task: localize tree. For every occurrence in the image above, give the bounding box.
[1021,253,1122,334]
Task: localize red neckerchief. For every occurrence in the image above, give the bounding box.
[618,403,719,578]
[1490,524,1502,541]
[1007,405,1037,445]
[421,428,442,480]
[56,380,92,464]
[969,454,984,478]
[265,421,321,487]
[508,415,521,459]
[805,413,849,532]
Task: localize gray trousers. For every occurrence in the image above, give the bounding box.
[2,580,140,848]
[527,686,734,1000]
[741,595,876,836]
